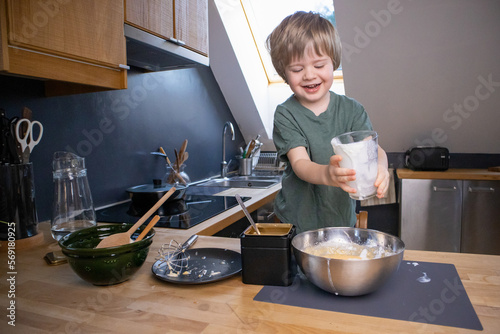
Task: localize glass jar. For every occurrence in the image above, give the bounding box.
[164,164,190,186]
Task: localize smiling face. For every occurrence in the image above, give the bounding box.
[285,43,334,115]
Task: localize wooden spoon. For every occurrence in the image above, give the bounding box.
[135,215,160,242]
[246,140,256,158]
[160,147,186,185]
[95,187,176,248]
[178,139,188,165]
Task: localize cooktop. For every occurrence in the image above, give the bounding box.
[95,194,250,229]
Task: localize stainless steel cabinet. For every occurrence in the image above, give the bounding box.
[400,179,500,255]
[400,179,462,252]
[461,180,500,255]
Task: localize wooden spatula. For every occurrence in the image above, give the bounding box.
[95,187,176,248]
[135,215,160,241]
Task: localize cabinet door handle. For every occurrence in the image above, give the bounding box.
[432,186,457,192]
[468,186,495,193]
[167,38,185,46]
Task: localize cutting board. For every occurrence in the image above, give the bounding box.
[254,261,482,331]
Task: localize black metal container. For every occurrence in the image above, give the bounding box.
[240,223,296,286]
[0,163,38,240]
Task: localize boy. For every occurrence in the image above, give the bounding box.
[267,11,390,232]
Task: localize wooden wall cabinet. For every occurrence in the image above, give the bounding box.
[0,0,127,95]
[125,0,208,56]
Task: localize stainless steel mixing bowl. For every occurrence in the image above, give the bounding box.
[292,227,405,296]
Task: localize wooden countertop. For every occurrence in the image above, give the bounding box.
[397,168,500,180]
[2,184,500,333]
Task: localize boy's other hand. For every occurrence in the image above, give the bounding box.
[374,165,390,198]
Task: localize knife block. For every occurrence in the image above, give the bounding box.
[240,223,296,286]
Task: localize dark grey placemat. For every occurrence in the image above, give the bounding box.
[254,261,482,330]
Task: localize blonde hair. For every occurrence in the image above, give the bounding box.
[266,11,342,82]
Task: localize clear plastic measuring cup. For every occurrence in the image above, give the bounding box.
[331,131,379,200]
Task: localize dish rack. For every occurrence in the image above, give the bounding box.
[254,152,281,171]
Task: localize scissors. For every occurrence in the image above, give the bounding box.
[15,118,44,164]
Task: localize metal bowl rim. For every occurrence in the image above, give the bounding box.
[291,227,405,261]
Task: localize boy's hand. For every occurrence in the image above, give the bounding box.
[328,155,357,193]
[374,164,390,198]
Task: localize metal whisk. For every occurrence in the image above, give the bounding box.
[156,235,198,274]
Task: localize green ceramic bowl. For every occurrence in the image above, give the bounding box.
[59,224,155,286]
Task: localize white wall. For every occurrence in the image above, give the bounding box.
[335,0,500,153]
[209,0,275,150]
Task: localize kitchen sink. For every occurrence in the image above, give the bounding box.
[197,175,281,189]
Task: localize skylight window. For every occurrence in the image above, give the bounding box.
[241,0,342,84]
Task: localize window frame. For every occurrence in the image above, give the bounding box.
[239,0,343,85]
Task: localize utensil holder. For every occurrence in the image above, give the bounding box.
[240,223,296,286]
[238,158,253,176]
[0,163,39,240]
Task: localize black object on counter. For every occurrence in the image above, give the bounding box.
[240,224,296,286]
[0,163,39,239]
[254,261,482,331]
[405,146,450,171]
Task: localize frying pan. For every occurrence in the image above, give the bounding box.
[152,248,242,284]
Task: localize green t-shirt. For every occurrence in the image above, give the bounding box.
[273,91,373,233]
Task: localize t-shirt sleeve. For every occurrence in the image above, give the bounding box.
[346,97,373,132]
[273,106,308,163]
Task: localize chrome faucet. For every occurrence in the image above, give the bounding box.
[221,121,235,177]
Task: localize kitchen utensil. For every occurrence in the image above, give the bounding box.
[178,139,188,165]
[246,140,256,158]
[15,118,43,164]
[159,147,187,185]
[59,224,155,285]
[150,151,167,158]
[152,248,242,284]
[0,109,8,163]
[51,152,96,241]
[156,234,198,272]
[20,107,32,137]
[235,194,260,234]
[95,187,176,248]
[243,139,255,158]
[292,227,405,296]
[331,130,378,200]
[174,148,180,166]
[136,215,161,241]
[5,117,22,164]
